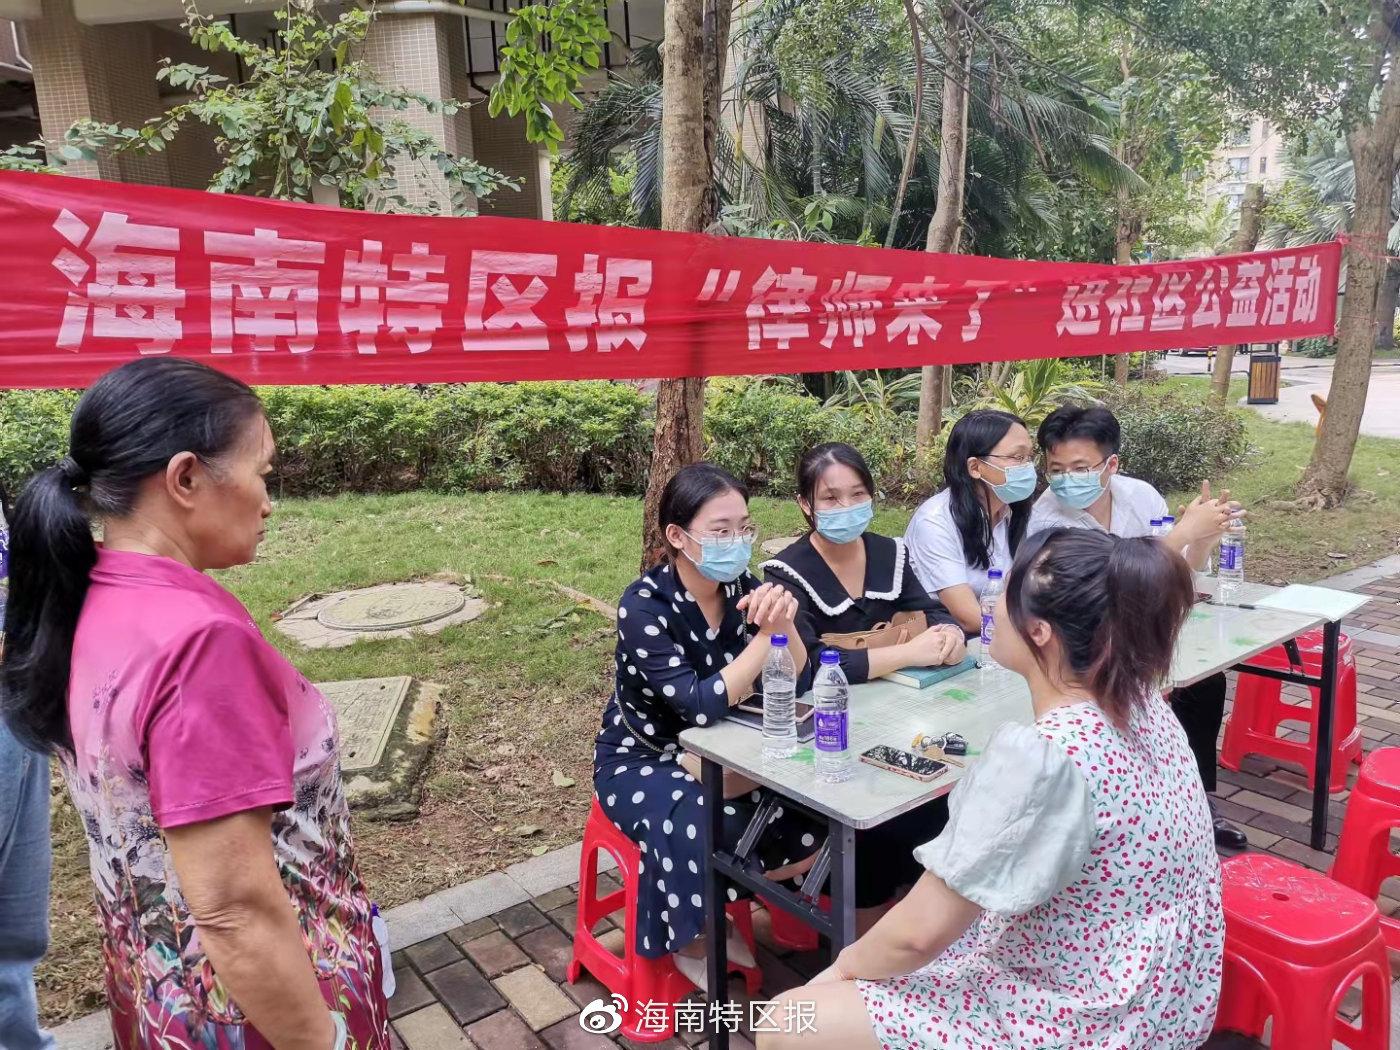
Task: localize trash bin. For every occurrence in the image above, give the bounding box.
[1247,346,1281,405]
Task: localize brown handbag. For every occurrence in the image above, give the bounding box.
[819,609,924,650]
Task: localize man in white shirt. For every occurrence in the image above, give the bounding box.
[1031,405,1248,851]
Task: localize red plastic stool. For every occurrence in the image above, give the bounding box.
[1220,628,1360,793]
[761,895,828,952]
[1332,747,1400,952]
[567,797,761,1043]
[1215,853,1390,1050]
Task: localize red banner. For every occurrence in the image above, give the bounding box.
[0,171,1340,389]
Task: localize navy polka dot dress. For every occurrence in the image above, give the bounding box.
[593,562,820,959]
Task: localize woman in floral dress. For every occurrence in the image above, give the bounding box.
[761,528,1223,1050]
[0,359,388,1050]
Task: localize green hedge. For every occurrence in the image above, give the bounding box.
[0,378,1239,504]
[1102,387,1250,493]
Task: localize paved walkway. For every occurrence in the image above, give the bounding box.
[54,557,1400,1049]
[1162,352,1400,440]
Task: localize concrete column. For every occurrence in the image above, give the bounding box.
[359,12,463,213]
[24,0,168,184]
[470,108,551,220]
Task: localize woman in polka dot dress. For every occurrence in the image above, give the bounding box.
[761,528,1223,1050]
[593,463,822,988]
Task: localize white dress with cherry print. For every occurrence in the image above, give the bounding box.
[858,696,1223,1049]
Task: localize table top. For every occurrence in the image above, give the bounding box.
[681,599,1330,830]
[1170,602,1323,687]
[1194,575,1371,622]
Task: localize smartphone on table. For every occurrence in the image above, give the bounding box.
[735,697,816,723]
[859,744,948,783]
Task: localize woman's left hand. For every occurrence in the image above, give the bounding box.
[739,584,798,635]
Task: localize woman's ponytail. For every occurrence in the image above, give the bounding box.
[1,466,98,752]
[0,358,262,755]
[1005,528,1195,726]
[1086,537,1194,724]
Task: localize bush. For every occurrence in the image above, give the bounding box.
[703,378,938,500]
[0,388,80,498]
[1100,387,1250,493]
[426,383,651,493]
[1292,336,1337,358]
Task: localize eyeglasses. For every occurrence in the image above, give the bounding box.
[979,453,1036,468]
[1045,456,1111,483]
[684,525,758,549]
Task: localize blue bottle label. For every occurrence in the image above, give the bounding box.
[980,613,994,647]
[814,710,847,752]
[1219,544,1241,571]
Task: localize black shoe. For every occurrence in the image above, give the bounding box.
[1209,798,1248,851]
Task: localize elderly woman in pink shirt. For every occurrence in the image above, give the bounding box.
[0,359,387,1050]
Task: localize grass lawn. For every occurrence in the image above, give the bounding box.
[36,383,1400,1024]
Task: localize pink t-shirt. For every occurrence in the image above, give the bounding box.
[64,548,389,1049]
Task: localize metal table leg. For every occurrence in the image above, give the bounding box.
[700,757,729,1050]
[1311,620,1341,851]
[827,818,857,953]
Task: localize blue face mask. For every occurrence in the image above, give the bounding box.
[983,462,1037,505]
[814,500,874,544]
[1049,465,1109,510]
[684,533,754,583]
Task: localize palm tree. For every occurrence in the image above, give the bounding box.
[560,0,1138,251]
[1260,133,1400,349]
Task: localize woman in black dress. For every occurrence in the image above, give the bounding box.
[762,443,966,683]
[763,443,967,919]
[593,463,821,989]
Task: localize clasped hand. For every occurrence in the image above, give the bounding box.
[736,582,800,636]
[1175,481,1245,546]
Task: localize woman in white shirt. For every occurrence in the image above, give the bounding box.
[905,410,1035,635]
[758,528,1223,1050]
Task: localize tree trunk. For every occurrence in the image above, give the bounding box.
[1113,209,1135,385]
[1209,183,1266,402]
[1298,39,1400,507]
[1376,257,1400,349]
[916,2,971,451]
[641,0,725,568]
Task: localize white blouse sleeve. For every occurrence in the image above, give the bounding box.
[904,504,971,594]
[913,721,1095,915]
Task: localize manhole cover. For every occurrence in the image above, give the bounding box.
[319,585,468,631]
[319,676,412,772]
[762,535,801,557]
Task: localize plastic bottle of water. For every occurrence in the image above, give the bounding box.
[1149,517,1163,537]
[979,570,1005,672]
[762,634,798,759]
[812,650,852,783]
[1218,520,1246,601]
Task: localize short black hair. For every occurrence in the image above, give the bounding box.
[657,462,749,540]
[1037,405,1121,456]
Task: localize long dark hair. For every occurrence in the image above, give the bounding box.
[0,359,263,754]
[796,442,875,530]
[942,409,1031,571]
[1005,528,1194,726]
[657,462,749,557]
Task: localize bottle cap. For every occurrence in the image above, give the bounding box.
[820,649,841,665]
[988,569,1003,580]
[1163,515,1176,524]
[770,633,788,646]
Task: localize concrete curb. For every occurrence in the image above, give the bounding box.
[52,838,608,1050]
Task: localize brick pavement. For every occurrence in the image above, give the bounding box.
[381,565,1400,1049]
